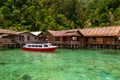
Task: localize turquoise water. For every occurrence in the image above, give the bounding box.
[0,49,120,80]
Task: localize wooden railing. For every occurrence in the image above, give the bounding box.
[0,38,11,43]
[52,41,120,45]
[115,41,120,45]
[52,41,81,45]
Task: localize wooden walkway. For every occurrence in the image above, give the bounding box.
[1,43,120,50]
[0,43,24,50]
[53,43,120,49]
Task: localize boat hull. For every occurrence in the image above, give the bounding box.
[21,47,57,52]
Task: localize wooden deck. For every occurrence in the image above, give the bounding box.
[1,41,120,50]
[52,42,120,49]
[0,43,24,50]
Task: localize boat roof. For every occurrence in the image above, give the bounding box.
[26,43,51,45]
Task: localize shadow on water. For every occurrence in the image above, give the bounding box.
[22,50,56,54]
[1,49,120,80]
[22,50,56,62]
[22,75,32,80]
[99,71,115,80]
[0,62,6,65]
[0,50,57,65]
[99,49,120,55]
[0,61,31,65]
[22,50,56,56]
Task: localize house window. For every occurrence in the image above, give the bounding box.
[19,37,21,41]
[107,37,113,41]
[72,37,77,41]
[16,37,18,41]
[34,37,38,41]
[16,37,21,41]
[63,37,66,41]
[55,37,60,41]
[27,36,30,41]
[119,37,120,40]
[93,37,96,42]
[85,38,88,41]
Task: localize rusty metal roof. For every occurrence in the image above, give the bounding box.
[47,29,80,37]
[48,26,120,37]
[0,29,18,35]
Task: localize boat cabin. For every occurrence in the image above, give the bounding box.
[22,43,58,52]
[24,43,53,48]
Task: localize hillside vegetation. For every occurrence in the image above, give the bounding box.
[0,0,120,31]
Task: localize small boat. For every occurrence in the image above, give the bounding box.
[21,43,58,52]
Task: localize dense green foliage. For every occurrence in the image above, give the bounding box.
[0,0,120,31]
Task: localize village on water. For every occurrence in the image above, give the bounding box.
[0,25,120,50]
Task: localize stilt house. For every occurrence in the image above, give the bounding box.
[46,29,83,45]
[0,29,18,43]
[80,26,120,45]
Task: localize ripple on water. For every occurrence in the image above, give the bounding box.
[0,49,120,80]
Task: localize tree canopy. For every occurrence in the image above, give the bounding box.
[0,0,120,31]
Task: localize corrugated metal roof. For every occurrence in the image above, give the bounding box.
[79,26,120,37]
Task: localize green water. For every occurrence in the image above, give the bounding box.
[0,49,120,80]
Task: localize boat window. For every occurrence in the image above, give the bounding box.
[48,44,52,46]
[35,45,38,47]
[39,45,42,47]
[32,45,35,47]
[28,45,32,47]
[44,45,48,47]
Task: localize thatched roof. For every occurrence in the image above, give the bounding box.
[47,29,81,37]
[0,29,18,35]
[79,26,120,37]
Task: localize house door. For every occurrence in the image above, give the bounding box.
[103,37,107,44]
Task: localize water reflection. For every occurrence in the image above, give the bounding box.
[98,49,120,55]
[22,50,56,64]
[22,51,55,57]
[1,49,120,80]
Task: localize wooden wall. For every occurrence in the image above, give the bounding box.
[0,34,18,43]
[46,33,54,42]
[20,33,36,43]
[84,37,115,45]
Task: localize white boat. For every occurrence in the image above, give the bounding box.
[21,43,58,52]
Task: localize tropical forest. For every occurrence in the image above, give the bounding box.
[0,0,120,31]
